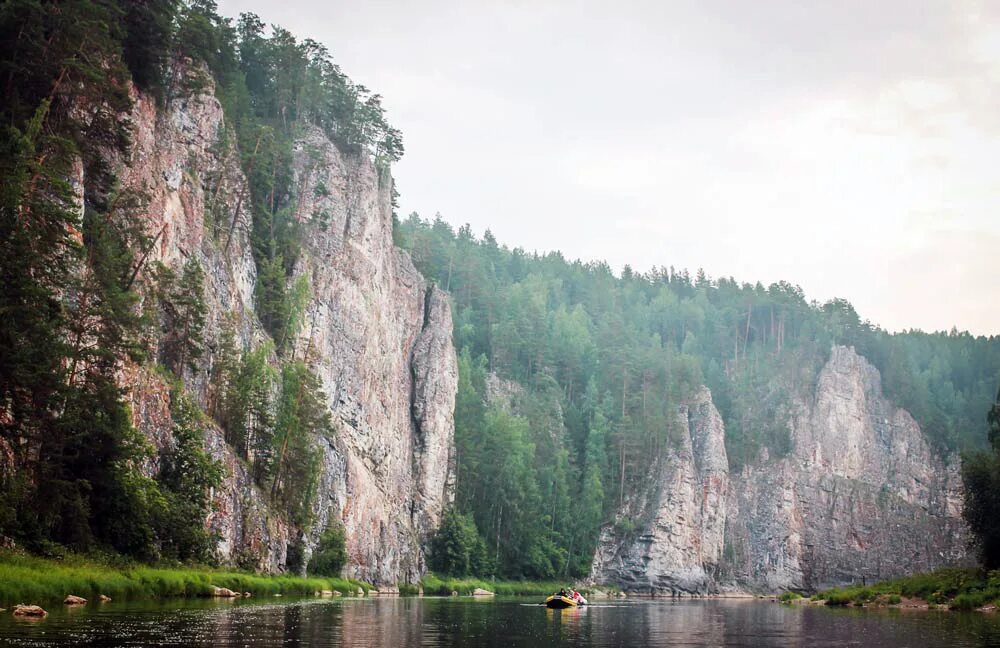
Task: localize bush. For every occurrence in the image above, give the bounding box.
[778,591,801,603]
[823,588,855,606]
[429,509,492,577]
[887,594,901,605]
[309,525,347,577]
[950,592,988,610]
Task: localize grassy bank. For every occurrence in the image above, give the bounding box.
[0,552,371,607]
[417,574,589,597]
[799,568,999,611]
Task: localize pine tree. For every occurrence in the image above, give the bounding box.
[156,258,208,375]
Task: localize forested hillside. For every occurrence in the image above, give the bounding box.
[396,215,1000,579]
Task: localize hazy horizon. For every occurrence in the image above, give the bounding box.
[220,0,1000,336]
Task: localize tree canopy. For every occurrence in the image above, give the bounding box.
[397,214,1000,579]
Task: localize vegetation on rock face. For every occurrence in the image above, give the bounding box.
[153,259,208,376]
[398,215,1000,581]
[0,0,181,559]
[0,0,396,565]
[307,525,348,578]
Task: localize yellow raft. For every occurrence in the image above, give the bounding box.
[544,595,578,609]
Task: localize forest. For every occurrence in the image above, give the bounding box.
[396,214,1000,579]
[1,0,998,585]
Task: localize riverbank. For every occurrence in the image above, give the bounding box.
[0,552,371,607]
[0,552,611,607]
[782,568,1000,611]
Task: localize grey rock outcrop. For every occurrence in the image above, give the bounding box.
[287,127,457,584]
[590,387,730,594]
[591,346,966,594]
[112,70,455,582]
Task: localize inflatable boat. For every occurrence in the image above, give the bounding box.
[544,595,577,608]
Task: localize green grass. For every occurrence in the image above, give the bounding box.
[778,591,802,603]
[814,568,1000,610]
[417,574,582,597]
[0,551,370,606]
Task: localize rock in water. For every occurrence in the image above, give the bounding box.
[12,605,47,617]
[63,595,87,606]
[98,595,111,603]
[211,587,240,598]
[472,588,495,597]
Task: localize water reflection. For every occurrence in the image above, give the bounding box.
[3,596,1000,647]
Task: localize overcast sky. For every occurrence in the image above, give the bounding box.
[220,0,1000,335]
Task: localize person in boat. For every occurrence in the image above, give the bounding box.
[558,588,568,598]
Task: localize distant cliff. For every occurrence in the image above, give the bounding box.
[118,71,456,583]
[590,346,967,594]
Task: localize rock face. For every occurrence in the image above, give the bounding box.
[286,127,458,584]
[111,70,456,582]
[591,346,966,594]
[590,387,730,594]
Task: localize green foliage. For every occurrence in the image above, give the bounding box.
[214,336,277,466]
[823,588,858,606]
[308,525,347,577]
[269,360,328,526]
[429,509,492,577]
[395,214,1000,580]
[816,567,989,608]
[121,0,181,95]
[778,591,801,603]
[153,259,208,375]
[397,582,420,596]
[962,388,1000,570]
[156,390,224,562]
[168,2,405,345]
[212,333,328,528]
[0,551,370,606]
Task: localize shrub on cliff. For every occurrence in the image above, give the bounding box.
[309,525,347,577]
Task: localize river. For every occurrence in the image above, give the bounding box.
[3,596,1000,647]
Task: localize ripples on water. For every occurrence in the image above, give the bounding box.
[4,597,1000,647]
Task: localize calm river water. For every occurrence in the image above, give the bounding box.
[3,596,1000,647]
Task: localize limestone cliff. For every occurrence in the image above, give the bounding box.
[591,346,966,594]
[590,387,730,593]
[112,70,456,582]
[286,127,457,584]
